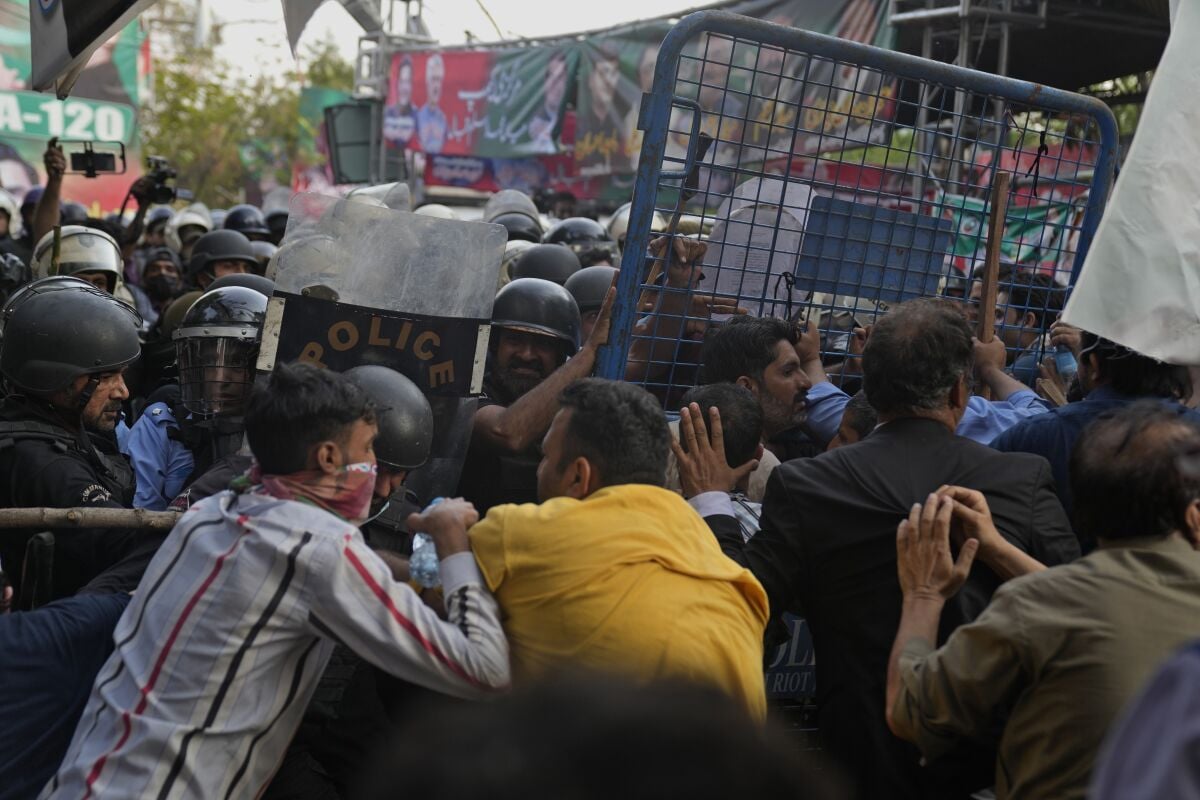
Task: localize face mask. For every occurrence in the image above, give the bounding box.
[145,273,182,301]
[257,462,378,524]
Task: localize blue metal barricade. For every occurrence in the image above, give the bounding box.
[598,9,1119,403]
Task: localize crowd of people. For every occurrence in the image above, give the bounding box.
[0,138,1197,800]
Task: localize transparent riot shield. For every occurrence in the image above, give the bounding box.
[258,192,506,501]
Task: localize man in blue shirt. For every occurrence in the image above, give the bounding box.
[967,266,1063,387]
[122,286,267,509]
[992,332,1197,548]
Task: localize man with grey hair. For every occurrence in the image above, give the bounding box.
[707,298,1079,800]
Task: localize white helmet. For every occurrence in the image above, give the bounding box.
[498,239,535,291]
[32,226,124,293]
[607,201,667,251]
[165,204,213,253]
[0,189,19,238]
[346,193,387,208]
[414,203,457,220]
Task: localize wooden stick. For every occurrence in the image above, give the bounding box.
[1036,377,1068,408]
[0,507,180,531]
[975,171,1012,401]
[49,224,62,276]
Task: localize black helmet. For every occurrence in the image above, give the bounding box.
[265,208,288,244]
[206,272,275,297]
[250,240,277,274]
[223,204,270,238]
[1,281,141,395]
[61,201,88,225]
[344,365,433,470]
[564,265,618,314]
[188,229,257,281]
[173,286,267,417]
[491,277,581,352]
[491,211,543,243]
[511,244,580,285]
[542,217,619,267]
[145,205,174,231]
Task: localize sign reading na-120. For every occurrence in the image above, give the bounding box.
[0,90,133,143]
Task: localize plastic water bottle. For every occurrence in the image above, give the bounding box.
[1053,344,1078,384]
[409,497,443,588]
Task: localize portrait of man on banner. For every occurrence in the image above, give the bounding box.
[527,49,569,155]
[417,53,448,154]
[577,41,637,176]
[384,55,418,148]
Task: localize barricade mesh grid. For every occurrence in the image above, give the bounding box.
[605,12,1117,409]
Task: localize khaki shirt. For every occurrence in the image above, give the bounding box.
[891,535,1200,800]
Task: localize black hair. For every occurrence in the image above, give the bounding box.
[1080,332,1192,401]
[679,383,763,467]
[558,378,669,488]
[245,361,376,474]
[699,315,794,386]
[862,299,973,416]
[356,677,848,800]
[1071,402,1200,541]
[996,267,1064,331]
[841,390,878,440]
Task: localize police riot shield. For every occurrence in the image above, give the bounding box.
[257,192,506,502]
[346,182,413,211]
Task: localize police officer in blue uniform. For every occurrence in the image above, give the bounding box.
[122,285,268,510]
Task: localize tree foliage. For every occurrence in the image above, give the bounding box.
[139,6,353,207]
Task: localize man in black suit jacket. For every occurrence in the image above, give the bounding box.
[699,300,1079,799]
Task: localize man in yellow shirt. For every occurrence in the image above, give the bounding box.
[468,378,770,718]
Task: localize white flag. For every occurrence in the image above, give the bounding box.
[1062,0,1200,363]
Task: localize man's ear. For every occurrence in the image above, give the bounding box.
[1021,311,1039,330]
[565,456,594,500]
[313,441,343,475]
[735,375,757,397]
[949,373,970,410]
[1184,501,1200,549]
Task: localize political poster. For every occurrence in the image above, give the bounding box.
[388,0,898,201]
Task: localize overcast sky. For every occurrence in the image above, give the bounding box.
[209,0,700,82]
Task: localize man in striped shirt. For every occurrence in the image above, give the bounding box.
[44,363,510,800]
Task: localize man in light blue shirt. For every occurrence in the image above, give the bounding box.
[120,397,194,511]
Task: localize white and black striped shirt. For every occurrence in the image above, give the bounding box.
[44,489,510,800]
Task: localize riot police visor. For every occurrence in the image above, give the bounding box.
[176,337,258,416]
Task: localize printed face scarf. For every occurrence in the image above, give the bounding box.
[251,461,378,524]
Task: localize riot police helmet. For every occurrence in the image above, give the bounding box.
[250,240,277,274]
[61,201,89,225]
[224,204,270,238]
[165,205,213,253]
[491,211,543,243]
[344,365,433,471]
[207,271,275,297]
[187,229,257,283]
[542,216,619,267]
[564,265,618,314]
[32,225,123,292]
[414,203,457,220]
[607,201,668,251]
[483,189,540,224]
[511,243,580,285]
[173,286,268,417]
[491,277,581,353]
[1,280,141,395]
[145,205,174,231]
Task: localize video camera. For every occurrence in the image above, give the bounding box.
[145,155,192,204]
